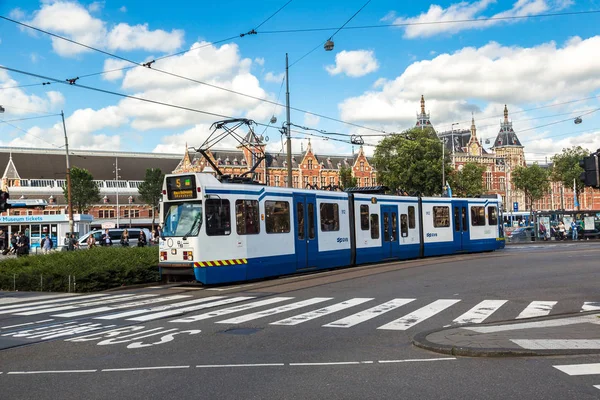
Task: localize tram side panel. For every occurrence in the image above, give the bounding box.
[421,200,456,257]
[314,195,352,270]
[393,199,421,260]
[464,200,500,253]
[352,197,383,265]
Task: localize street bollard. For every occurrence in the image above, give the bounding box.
[13,273,16,291]
[40,274,43,292]
[73,276,76,292]
[68,275,71,293]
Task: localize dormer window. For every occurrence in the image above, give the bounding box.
[308,160,313,170]
[360,161,364,172]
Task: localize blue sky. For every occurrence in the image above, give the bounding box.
[1,0,600,164]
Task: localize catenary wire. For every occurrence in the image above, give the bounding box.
[0,15,388,134]
[0,82,51,90]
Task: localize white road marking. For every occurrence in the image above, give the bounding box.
[513,339,600,350]
[52,295,192,317]
[466,315,598,333]
[3,322,79,337]
[582,302,600,311]
[323,298,416,328]
[170,297,294,323]
[554,363,600,375]
[216,298,332,324]
[290,362,361,366]
[594,385,600,390]
[452,300,507,325]
[14,294,156,315]
[127,297,255,322]
[206,287,242,291]
[0,293,110,312]
[94,296,227,320]
[516,301,557,319]
[102,366,190,372]
[1,319,54,329]
[378,358,457,363]
[377,299,461,330]
[8,370,97,374]
[271,298,373,326]
[0,294,76,305]
[196,364,285,368]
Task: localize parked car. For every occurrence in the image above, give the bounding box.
[507,226,535,242]
[77,228,152,249]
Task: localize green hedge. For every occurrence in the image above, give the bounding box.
[0,247,160,292]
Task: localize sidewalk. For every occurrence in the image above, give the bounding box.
[413,311,600,357]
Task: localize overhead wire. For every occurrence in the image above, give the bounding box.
[0,118,62,148]
[0,13,388,135]
[0,82,51,90]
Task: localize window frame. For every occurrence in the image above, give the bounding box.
[360,204,370,231]
[205,199,232,236]
[471,206,486,227]
[433,206,450,228]
[320,202,340,232]
[408,206,416,229]
[265,200,291,234]
[235,199,260,235]
[488,206,498,226]
[370,213,379,239]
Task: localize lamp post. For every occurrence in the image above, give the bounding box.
[113,158,120,228]
[128,196,133,228]
[285,53,292,188]
[61,111,74,236]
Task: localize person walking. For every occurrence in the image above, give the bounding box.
[137,230,147,247]
[120,229,130,247]
[16,232,29,257]
[558,221,566,240]
[66,233,77,251]
[87,234,96,249]
[41,234,53,254]
[101,229,112,246]
[571,220,578,241]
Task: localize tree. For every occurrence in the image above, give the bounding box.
[65,167,100,213]
[550,146,589,210]
[511,164,550,214]
[138,168,165,230]
[373,127,451,196]
[449,162,485,197]
[338,165,357,189]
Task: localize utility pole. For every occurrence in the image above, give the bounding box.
[441,138,445,196]
[61,111,74,236]
[285,53,292,188]
[114,157,120,228]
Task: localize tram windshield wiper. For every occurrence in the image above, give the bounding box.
[182,214,202,240]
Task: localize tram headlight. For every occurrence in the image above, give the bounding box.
[160,251,167,261]
[183,251,193,261]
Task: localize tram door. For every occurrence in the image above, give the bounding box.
[380,205,399,259]
[452,201,469,251]
[293,194,318,270]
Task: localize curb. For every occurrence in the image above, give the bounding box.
[412,311,600,357]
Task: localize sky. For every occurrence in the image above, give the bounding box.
[1,0,600,165]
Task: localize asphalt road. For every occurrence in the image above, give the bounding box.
[1,242,599,400]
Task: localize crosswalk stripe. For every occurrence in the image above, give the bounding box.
[582,302,600,311]
[216,298,332,325]
[594,385,600,391]
[94,297,227,320]
[452,300,507,325]
[14,295,156,316]
[554,363,600,376]
[516,301,557,319]
[170,297,294,323]
[271,298,374,326]
[323,298,416,328]
[378,299,461,331]
[52,295,192,318]
[0,294,110,312]
[127,297,255,322]
[0,294,77,306]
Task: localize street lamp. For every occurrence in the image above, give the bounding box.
[324,39,334,51]
[128,196,133,228]
[113,158,121,228]
[61,111,74,236]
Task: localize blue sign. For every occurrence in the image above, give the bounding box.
[513,202,518,212]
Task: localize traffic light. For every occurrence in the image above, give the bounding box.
[0,191,10,212]
[579,154,600,188]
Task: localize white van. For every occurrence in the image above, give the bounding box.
[78,228,152,249]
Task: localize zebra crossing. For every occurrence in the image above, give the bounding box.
[553,362,600,392]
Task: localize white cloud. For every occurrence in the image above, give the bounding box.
[254,57,265,66]
[391,0,573,38]
[29,52,41,63]
[264,71,284,83]
[0,73,64,115]
[102,58,131,81]
[16,1,184,56]
[119,6,127,12]
[87,1,104,12]
[303,113,320,127]
[325,50,379,78]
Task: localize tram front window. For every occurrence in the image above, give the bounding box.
[163,201,203,237]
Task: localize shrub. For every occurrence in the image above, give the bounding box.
[0,247,159,292]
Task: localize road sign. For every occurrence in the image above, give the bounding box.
[513,202,518,212]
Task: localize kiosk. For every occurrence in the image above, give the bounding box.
[0,214,93,250]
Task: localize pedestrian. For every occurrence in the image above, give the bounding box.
[137,230,147,247]
[0,228,5,252]
[87,234,96,249]
[558,221,566,240]
[41,234,53,254]
[66,233,77,251]
[120,229,130,247]
[539,222,547,241]
[101,229,112,246]
[571,220,578,241]
[16,232,29,257]
[10,233,18,254]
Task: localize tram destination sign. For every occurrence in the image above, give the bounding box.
[166,175,197,200]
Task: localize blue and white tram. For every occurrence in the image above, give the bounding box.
[158,173,504,285]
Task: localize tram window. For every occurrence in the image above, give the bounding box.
[400,214,408,237]
[462,207,468,232]
[408,206,416,229]
[370,214,379,239]
[320,203,339,232]
[297,203,304,240]
[360,205,370,230]
[308,203,315,239]
[236,200,260,235]
[383,213,390,242]
[488,206,498,225]
[433,206,450,228]
[471,206,486,226]
[265,201,290,234]
[392,212,398,240]
[206,199,231,236]
[454,207,460,232]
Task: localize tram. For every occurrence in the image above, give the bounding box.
[158,172,505,285]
